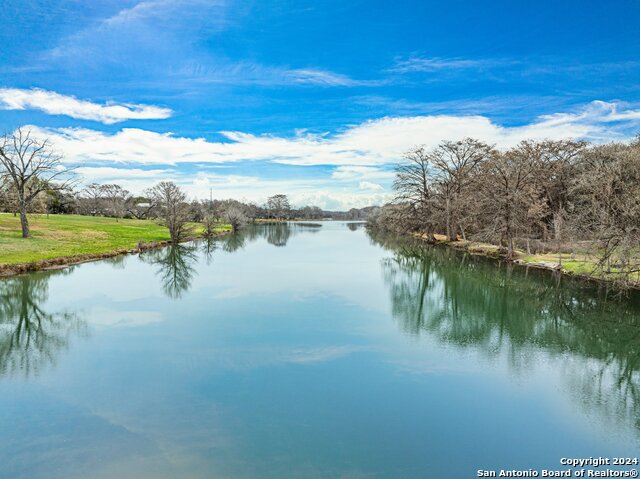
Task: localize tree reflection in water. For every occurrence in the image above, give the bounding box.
[250,222,320,247]
[221,231,247,253]
[201,238,218,265]
[142,244,199,299]
[371,230,640,433]
[139,222,323,299]
[215,222,322,251]
[264,222,291,247]
[0,270,85,377]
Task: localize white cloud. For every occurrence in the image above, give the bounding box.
[285,190,391,210]
[183,172,391,209]
[359,181,384,191]
[76,166,172,181]
[75,167,174,193]
[72,167,390,210]
[538,100,640,125]
[28,100,640,169]
[332,166,394,181]
[0,88,172,124]
[18,100,640,209]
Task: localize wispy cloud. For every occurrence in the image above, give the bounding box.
[0,88,172,124]
[173,61,382,88]
[17,1,372,90]
[349,95,566,117]
[389,55,505,73]
[285,68,384,87]
[102,0,224,28]
[39,0,231,68]
[35,0,383,91]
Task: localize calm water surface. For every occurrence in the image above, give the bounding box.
[1,222,639,478]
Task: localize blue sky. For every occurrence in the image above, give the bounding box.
[1,0,640,209]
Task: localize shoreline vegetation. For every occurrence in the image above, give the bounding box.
[408,232,640,289]
[367,137,640,291]
[0,213,231,277]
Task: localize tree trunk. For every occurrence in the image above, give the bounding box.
[553,212,563,241]
[557,238,562,267]
[19,201,30,238]
[506,220,514,259]
[445,197,455,241]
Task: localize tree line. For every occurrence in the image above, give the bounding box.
[0,128,374,243]
[368,136,640,285]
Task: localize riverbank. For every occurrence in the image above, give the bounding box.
[412,232,640,289]
[0,213,231,276]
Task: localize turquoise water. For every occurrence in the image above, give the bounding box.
[1,222,639,478]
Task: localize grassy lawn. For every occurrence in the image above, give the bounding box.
[520,253,596,274]
[0,213,229,265]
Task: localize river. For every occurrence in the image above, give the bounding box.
[1,222,639,478]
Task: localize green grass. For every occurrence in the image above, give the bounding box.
[520,253,600,275]
[0,213,230,265]
[560,260,598,275]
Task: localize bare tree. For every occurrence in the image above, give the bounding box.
[367,203,416,234]
[572,140,640,284]
[147,181,191,244]
[202,215,218,238]
[298,205,324,220]
[223,204,249,231]
[126,196,155,219]
[78,183,104,215]
[536,139,587,241]
[476,143,541,259]
[393,146,437,239]
[266,194,291,220]
[100,184,130,221]
[0,128,75,238]
[429,139,493,241]
[393,140,493,241]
